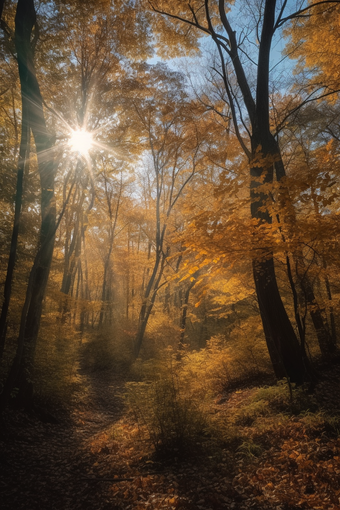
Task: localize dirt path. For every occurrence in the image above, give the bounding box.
[2,362,340,510]
[0,364,240,510]
[0,368,126,510]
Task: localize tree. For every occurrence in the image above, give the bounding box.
[0,10,28,358]
[97,167,125,326]
[58,166,90,323]
[131,64,203,357]
[0,0,57,408]
[145,0,340,382]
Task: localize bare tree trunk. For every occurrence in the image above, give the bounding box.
[60,180,85,319]
[80,250,90,331]
[99,173,122,326]
[252,257,307,381]
[126,229,131,320]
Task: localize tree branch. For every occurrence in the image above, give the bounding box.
[275,0,340,30]
[148,0,210,35]
[275,87,340,135]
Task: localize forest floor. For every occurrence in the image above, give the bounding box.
[1,358,340,510]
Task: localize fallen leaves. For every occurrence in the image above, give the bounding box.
[232,427,340,510]
[2,364,340,509]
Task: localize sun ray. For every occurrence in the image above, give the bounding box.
[91,140,127,159]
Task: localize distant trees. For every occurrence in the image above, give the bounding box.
[0,0,152,406]
[131,65,204,357]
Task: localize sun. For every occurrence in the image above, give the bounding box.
[68,129,93,155]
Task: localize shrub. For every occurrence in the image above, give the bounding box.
[33,318,81,405]
[253,380,318,414]
[126,351,211,458]
[80,328,132,373]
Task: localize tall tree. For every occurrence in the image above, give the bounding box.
[0,16,28,358]
[145,0,340,382]
[132,65,202,357]
[0,0,57,408]
[97,167,124,327]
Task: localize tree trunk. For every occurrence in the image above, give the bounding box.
[275,142,336,357]
[60,181,85,321]
[134,249,168,358]
[0,97,29,359]
[253,257,308,382]
[298,263,336,357]
[0,0,56,410]
[178,278,196,348]
[323,261,337,345]
[250,132,307,383]
[0,0,5,21]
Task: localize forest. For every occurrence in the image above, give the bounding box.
[1,0,340,509]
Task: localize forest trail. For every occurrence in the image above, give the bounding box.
[0,357,250,510]
[1,361,340,510]
[0,365,127,510]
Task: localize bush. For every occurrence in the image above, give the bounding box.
[80,329,132,373]
[253,380,318,414]
[126,350,211,458]
[230,380,318,430]
[33,318,81,405]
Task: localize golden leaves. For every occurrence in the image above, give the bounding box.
[286,3,340,92]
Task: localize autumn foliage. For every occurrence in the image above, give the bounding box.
[1,2,340,508]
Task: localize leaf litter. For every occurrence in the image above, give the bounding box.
[1,364,340,509]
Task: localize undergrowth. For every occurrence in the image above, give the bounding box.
[80,329,132,373]
[126,350,212,458]
[125,340,340,464]
[33,319,81,405]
